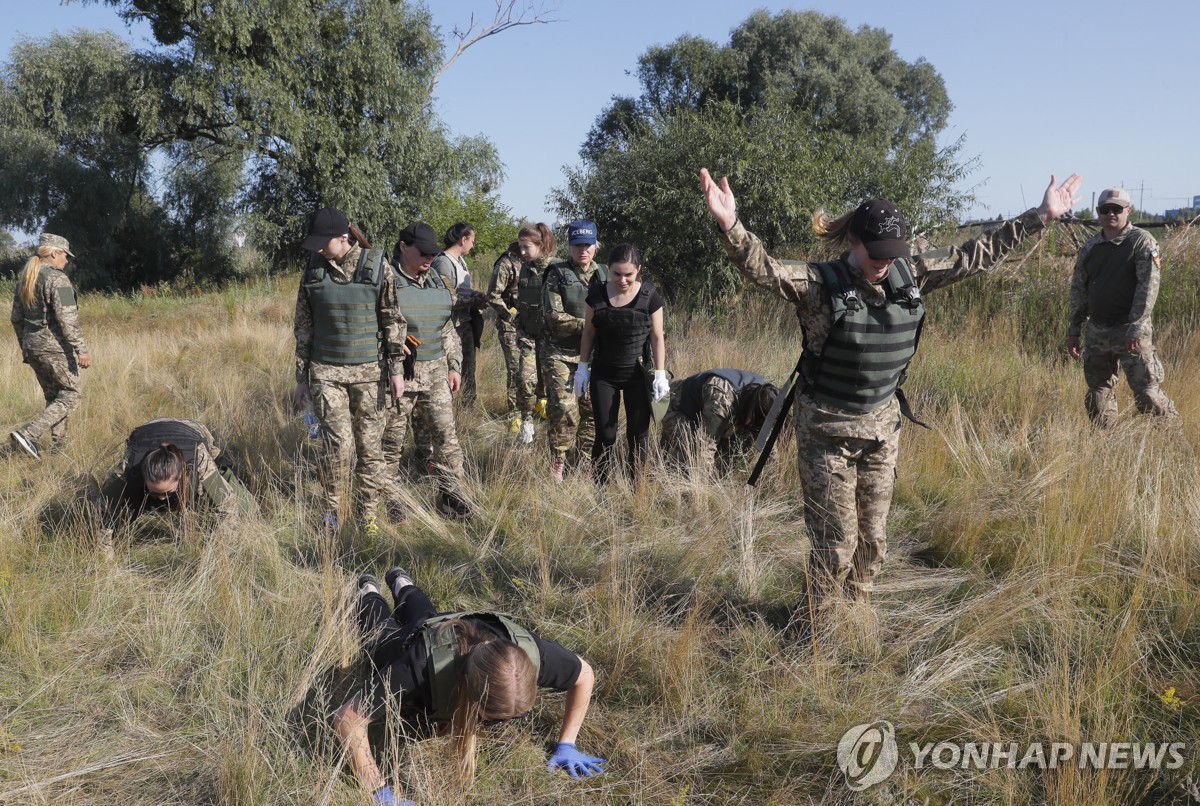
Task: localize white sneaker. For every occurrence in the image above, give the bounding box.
[10,431,41,461]
[518,419,536,445]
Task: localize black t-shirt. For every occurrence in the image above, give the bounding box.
[374,616,582,715]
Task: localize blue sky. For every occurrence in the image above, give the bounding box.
[7,1,1200,227]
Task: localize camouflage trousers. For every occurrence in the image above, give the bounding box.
[1083,324,1177,428]
[542,348,594,462]
[311,376,386,520]
[455,319,477,405]
[382,364,465,496]
[660,375,736,473]
[515,326,543,414]
[796,410,900,603]
[20,351,81,445]
[496,322,520,412]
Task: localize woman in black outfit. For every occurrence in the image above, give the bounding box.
[573,244,667,484]
[334,570,604,804]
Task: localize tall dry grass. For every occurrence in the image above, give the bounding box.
[0,224,1198,804]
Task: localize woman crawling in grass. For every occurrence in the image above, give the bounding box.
[700,167,1082,618]
[334,569,604,804]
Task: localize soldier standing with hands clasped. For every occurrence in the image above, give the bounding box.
[1065,187,1177,427]
[700,167,1081,618]
[293,207,405,536]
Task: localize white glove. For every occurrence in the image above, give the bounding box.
[573,362,590,397]
[652,370,669,401]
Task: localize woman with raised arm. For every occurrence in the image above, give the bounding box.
[700,167,1081,618]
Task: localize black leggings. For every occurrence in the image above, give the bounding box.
[357,584,437,671]
[590,363,651,484]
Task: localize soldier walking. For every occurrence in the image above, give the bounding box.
[1065,187,1177,427]
[382,222,474,521]
[9,233,90,460]
[542,220,606,481]
[293,208,405,536]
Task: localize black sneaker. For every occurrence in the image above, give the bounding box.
[357,574,380,598]
[384,567,414,601]
[10,431,41,461]
[438,489,474,520]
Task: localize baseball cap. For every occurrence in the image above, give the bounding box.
[567,219,598,245]
[302,207,350,251]
[396,221,439,255]
[1097,188,1131,209]
[848,199,910,260]
[39,233,75,258]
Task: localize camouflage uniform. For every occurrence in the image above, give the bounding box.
[381,267,467,499]
[10,262,87,447]
[512,255,553,414]
[721,210,1050,602]
[431,251,485,406]
[97,418,250,527]
[541,259,604,463]
[294,244,405,521]
[661,370,763,472]
[487,246,523,412]
[1067,224,1176,427]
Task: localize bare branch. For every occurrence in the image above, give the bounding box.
[431,1,558,90]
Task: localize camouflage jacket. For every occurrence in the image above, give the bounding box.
[541,259,603,357]
[1067,224,1160,341]
[394,266,463,382]
[720,209,1046,438]
[10,264,88,357]
[487,246,523,326]
[293,244,405,384]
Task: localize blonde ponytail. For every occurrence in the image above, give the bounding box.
[17,247,55,307]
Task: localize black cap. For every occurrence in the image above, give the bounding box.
[302,207,350,251]
[848,199,910,260]
[396,221,439,255]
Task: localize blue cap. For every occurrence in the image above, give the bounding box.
[567,219,598,245]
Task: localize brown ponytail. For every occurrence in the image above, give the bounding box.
[518,222,557,258]
[347,223,372,249]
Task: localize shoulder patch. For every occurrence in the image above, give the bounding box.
[1150,246,1161,269]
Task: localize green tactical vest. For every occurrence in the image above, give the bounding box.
[416,612,542,723]
[394,267,453,362]
[20,265,75,332]
[805,258,925,413]
[516,260,547,334]
[304,248,386,366]
[546,262,608,349]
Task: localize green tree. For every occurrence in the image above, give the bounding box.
[560,10,972,309]
[423,188,523,270]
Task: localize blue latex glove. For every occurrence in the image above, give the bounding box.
[573,362,590,397]
[547,742,606,778]
[372,785,419,806]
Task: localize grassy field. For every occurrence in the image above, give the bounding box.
[1,222,1198,804]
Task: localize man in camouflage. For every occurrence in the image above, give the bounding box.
[430,222,488,407]
[383,222,473,520]
[487,241,524,414]
[541,220,606,481]
[702,167,1081,610]
[661,369,776,474]
[9,233,91,459]
[294,208,405,534]
[1066,187,1177,427]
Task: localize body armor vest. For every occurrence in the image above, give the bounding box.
[591,281,656,368]
[393,267,453,362]
[805,258,925,413]
[547,262,607,350]
[117,419,227,513]
[516,260,547,334]
[19,266,74,332]
[304,248,386,365]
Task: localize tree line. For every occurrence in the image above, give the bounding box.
[2,4,972,308]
